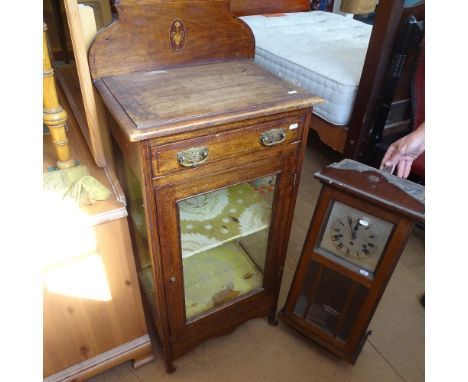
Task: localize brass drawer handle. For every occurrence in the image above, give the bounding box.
[177,146,209,167]
[260,128,286,146]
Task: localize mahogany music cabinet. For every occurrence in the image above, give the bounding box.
[89,0,322,372]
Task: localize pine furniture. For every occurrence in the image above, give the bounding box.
[43,19,153,382]
[43,97,154,381]
[53,0,115,169]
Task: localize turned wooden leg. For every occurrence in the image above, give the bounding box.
[43,22,75,170]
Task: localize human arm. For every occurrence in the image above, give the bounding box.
[380,122,425,178]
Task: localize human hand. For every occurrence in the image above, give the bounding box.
[380,122,425,178]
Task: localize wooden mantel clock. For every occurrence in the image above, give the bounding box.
[280,159,424,363]
[89,0,322,373]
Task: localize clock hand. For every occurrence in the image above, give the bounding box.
[353,218,360,239]
[348,216,354,239]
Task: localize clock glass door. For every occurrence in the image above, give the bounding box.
[177,175,276,320]
[317,201,394,275]
[293,260,369,342]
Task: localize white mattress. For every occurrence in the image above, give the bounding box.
[241,12,372,126]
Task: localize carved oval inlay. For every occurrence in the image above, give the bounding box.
[170,19,186,52]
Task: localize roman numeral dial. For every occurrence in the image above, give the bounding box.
[330,215,380,260]
[318,201,395,275]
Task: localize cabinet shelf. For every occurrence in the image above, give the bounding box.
[179,181,273,259]
[140,240,264,320]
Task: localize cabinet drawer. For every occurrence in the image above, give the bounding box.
[151,116,304,177]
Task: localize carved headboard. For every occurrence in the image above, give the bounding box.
[89,0,255,79]
[229,0,311,16]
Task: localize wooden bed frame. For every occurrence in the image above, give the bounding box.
[230,0,425,159]
[230,0,310,16]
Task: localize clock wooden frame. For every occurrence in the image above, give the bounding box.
[279,159,424,363]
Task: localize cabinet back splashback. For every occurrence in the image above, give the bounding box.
[89,0,255,79]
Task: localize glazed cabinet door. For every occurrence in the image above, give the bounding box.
[155,151,298,356]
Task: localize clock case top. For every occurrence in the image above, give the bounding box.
[315,159,425,223]
[89,0,322,142]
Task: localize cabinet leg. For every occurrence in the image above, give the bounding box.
[164,359,176,374]
[160,345,176,374]
[267,312,279,326]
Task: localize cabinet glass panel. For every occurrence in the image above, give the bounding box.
[120,157,155,315]
[178,175,276,320]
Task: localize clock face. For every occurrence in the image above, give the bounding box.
[318,201,394,274]
[330,215,380,259]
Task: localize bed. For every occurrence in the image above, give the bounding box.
[231,0,425,158]
[240,11,372,127]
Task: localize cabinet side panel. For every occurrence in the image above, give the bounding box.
[111,136,164,338]
[112,136,175,371]
[43,218,149,376]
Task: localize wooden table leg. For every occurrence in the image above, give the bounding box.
[43,22,75,170]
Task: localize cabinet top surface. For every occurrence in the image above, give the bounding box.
[97,60,323,141]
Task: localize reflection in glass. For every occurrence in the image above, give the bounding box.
[178,175,276,320]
